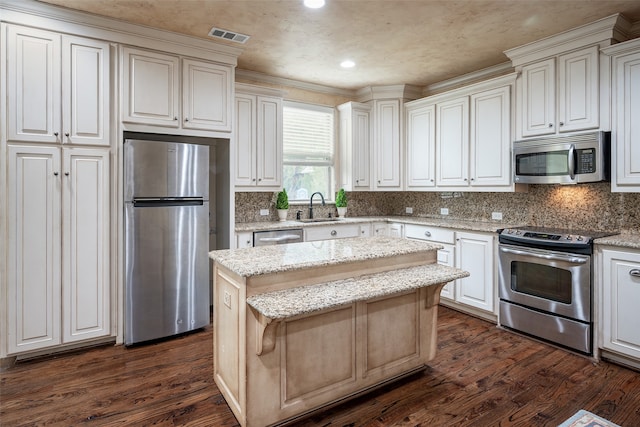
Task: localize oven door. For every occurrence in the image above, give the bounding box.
[498,244,591,322]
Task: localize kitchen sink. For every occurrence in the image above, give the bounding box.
[297,218,341,223]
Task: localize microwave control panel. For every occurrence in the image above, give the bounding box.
[576,148,596,174]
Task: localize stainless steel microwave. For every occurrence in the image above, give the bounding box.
[513,131,610,184]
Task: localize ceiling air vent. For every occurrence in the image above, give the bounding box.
[208,27,250,44]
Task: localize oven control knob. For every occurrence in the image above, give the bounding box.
[565,236,572,240]
[577,236,584,241]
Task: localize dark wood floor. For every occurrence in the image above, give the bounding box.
[2,306,640,427]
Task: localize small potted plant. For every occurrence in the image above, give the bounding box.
[275,189,289,221]
[335,188,347,218]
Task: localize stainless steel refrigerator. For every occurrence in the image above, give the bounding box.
[124,138,209,345]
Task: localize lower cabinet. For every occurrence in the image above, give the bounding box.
[7,145,111,354]
[304,223,365,242]
[599,248,640,363]
[404,223,495,318]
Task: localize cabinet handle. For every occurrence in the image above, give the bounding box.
[424,231,431,237]
[548,123,553,128]
[630,269,640,277]
[330,230,337,236]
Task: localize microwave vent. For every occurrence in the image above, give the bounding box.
[208,27,250,44]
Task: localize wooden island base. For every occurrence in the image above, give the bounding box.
[210,237,469,427]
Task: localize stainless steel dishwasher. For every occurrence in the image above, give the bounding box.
[253,229,304,246]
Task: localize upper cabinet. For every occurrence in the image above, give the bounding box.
[519,46,599,138]
[6,25,110,146]
[602,38,640,192]
[338,102,372,190]
[234,84,283,190]
[406,74,515,192]
[122,46,232,132]
[372,99,402,190]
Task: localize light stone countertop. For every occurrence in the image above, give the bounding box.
[595,233,640,250]
[246,263,469,320]
[209,236,443,277]
[235,216,520,234]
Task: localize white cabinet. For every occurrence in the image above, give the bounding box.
[236,232,253,249]
[234,87,282,189]
[405,102,436,190]
[388,223,404,238]
[7,25,110,146]
[436,97,469,187]
[7,145,111,354]
[372,223,389,237]
[603,39,640,192]
[372,99,402,189]
[304,223,362,242]
[519,46,599,138]
[600,248,640,361]
[455,231,495,313]
[123,47,232,132]
[338,102,372,190]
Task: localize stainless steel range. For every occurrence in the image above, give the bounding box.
[498,226,616,355]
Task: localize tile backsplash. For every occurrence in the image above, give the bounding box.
[235,183,640,233]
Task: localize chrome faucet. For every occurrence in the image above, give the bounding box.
[309,192,325,219]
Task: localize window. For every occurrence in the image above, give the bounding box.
[282,101,335,201]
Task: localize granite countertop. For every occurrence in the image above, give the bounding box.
[209,236,442,277]
[236,216,519,234]
[595,232,640,250]
[246,263,469,320]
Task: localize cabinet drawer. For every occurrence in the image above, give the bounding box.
[404,224,454,244]
[304,224,361,242]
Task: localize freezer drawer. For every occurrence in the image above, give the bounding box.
[125,203,209,345]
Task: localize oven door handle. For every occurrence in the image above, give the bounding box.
[499,246,588,264]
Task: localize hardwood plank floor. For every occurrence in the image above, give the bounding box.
[2,306,640,426]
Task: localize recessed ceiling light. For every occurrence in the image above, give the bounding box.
[304,0,325,9]
[340,60,355,68]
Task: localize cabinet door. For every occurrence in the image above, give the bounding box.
[558,46,599,133]
[7,146,62,353]
[122,47,179,127]
[62,36,111,146]
[62,148,111,342]
[373,223,388,237]
[353,108,372,189]
[614,50,640,187]
[470,86,511,187]
[374,100,401,189]
[455,232,494,313]
[304,224,361,242]
[521,58,556,137]
[437,97,469,187]
[234,94,257,186]
[601,249,640,359]
[236,232,254,249]
[7,25,61,143]
[256,96,282,187]
[437,244,456,301]
[388,223,404,238]
[183,59,231,131]
[405,103,436,189]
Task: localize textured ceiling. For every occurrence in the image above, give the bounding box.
[38,0,640,90]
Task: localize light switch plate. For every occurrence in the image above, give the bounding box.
[492,212,503,220]
[405,207,413,214]
[260,209,269,216]
[440,208,449,215]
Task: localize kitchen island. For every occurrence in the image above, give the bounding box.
[209,236,469,427]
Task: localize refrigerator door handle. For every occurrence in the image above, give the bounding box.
[133,197,204,207]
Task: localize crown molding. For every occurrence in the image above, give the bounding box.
[355,84,422,102]
[235,69,357,98]
[423,62,514,96]
[505,13,632,67]
[235,83,286,98]
[0,0,242,64]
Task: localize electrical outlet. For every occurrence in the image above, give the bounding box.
[260,209,269,216]
[492,212,503,220]
[223,291,231,308]
[405,207,413,214]
[440,208,449,215]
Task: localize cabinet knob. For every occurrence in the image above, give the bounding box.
[258,178,262,182]
[65,132,70,137]
[559,122,564,126]
[548,123,553,128]
[185,117,189,122]
[424,231,431,237]
[630,269,640,277]
[430,179,434,182]
[330,230,337,236]
[54,132,59,137]
[65,172,70,176]
[464,178,468,182]
[252,178,256,182]
[470,178,475,181]
[53,172,59,176]
[174,116,178,121]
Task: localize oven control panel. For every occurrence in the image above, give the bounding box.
[499,228,592,249]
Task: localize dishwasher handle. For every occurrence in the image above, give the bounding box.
[257,234,302,243]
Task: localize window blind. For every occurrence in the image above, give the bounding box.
[283,103,334,164]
